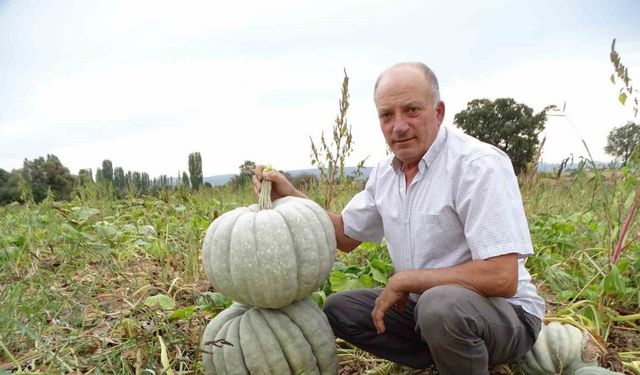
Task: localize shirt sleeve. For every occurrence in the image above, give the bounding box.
[341,165,385,243]
[455,153,534,260]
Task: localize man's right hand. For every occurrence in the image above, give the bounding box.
[252,165,308,201]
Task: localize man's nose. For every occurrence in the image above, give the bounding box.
[392,115,409,134]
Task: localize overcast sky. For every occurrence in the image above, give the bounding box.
[1,0,639,177]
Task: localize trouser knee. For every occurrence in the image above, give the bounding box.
[323,291,373,337]
[415,285,482,338]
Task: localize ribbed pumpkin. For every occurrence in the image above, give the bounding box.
[202,179,336,309]
[519,322,601,375]
[201,297,338,375]
[574,367,625,375]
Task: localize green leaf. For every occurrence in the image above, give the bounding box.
[311,291,326,308]
[603,265,625,295]
[71,206,100,224]
[329,271,364,292]
[356,274,375,289]
[145,293,176,310]
[370,267,388,284]
[167,306,197,321]
[619,92,628,105]
[610,74,615,84]
[197,292,232,308]
[329,271,348,292]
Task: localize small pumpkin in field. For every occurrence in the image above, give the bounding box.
[202,177,336,309]
[519,322,602,375]
[201,297,338,375]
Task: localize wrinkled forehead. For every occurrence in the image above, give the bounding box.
[374,67,432,104]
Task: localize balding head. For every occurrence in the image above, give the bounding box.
[374,62,440,108]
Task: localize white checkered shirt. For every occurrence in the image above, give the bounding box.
[342,125,545,320]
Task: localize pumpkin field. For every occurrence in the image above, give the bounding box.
[0,162,639,374]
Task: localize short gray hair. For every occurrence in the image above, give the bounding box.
[373,62,441,107]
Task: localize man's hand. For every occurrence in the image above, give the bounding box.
[371,273,410,334]
[371,254,518,334]
[252,165,307,200]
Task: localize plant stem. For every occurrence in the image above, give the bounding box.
[259,179,272,210]
[611,187,640,263]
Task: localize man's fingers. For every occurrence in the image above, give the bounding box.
[254,164,266,180]
[371,306,386,334]
[251,175,261,196]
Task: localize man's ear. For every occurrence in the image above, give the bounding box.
[436,101,446,123]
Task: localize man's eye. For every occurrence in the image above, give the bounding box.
[408,107,419,113]
[379,113,391,120]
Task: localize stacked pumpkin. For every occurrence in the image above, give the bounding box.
[201,178,339,375]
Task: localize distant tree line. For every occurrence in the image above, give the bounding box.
[0,154,74,204]
[0,151,209,205]
[2,95,638,206]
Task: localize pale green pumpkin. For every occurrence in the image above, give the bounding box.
[201,297,338,375]
[202,183,336,309]
[574,366,625,375]
[519,322,602,374]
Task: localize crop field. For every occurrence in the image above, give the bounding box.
[0,167,639,374]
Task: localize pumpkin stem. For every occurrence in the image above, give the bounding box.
[259,164,273,210]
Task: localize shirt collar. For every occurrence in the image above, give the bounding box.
[390,125,448,173]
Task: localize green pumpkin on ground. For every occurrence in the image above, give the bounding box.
[201,297,338,375]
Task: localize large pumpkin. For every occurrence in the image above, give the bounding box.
[574,367,625,375]
[202,181,336,309]
[519,322,602,374]
[201,297,338,375]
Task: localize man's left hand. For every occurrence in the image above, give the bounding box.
[371,272,410,334]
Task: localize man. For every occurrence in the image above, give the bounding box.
[253,62,544,375]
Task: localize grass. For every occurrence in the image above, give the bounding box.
[0,170,639,374]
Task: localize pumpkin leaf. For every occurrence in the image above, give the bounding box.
[370,267,388,284]
[356,274,375,289]
[197,292,232,309]
[166,306,197,321]
[329,271,362,292]
[145,294,176,310]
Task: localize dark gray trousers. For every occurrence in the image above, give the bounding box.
[323,285,541,375]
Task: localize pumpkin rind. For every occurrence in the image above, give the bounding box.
[519,322,599,375]
[201,303,249,375]
[202,196,336,309]
[201,298,338,375]
[574,366,625,375]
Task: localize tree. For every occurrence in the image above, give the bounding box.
[0,168,19,204]
[605,122,640,165]
[188,152,203,190]
[21,154,74,202]
[78,168,93,185]
[237,160,256,186]
[140,172,150,194]
[42,155,74,201]
[181,171,190,188]
[101,159,113,184]
[454,98,553,175]
[113,167,126,197]
[95,167,103,184]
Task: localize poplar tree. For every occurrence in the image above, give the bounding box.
[188,152,203,190]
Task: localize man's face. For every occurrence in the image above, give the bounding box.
[374,66,445,166]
